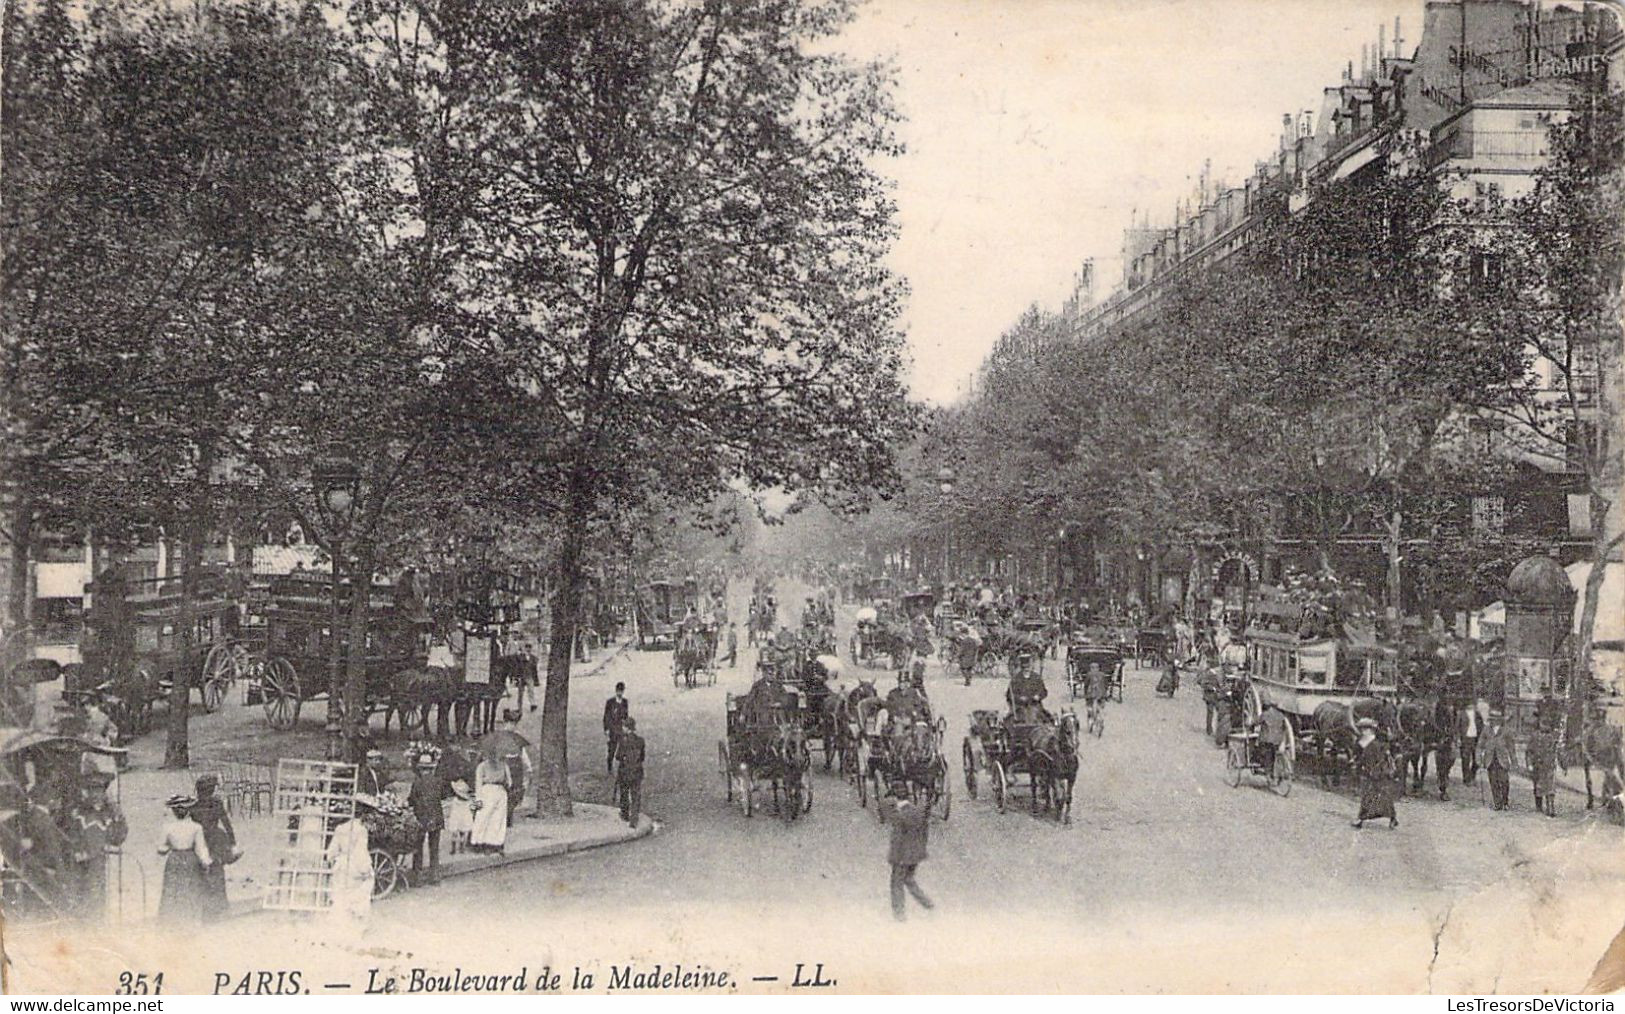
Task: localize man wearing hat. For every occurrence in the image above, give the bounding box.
[615,717,646,828]
[1477,710,1516,811]
[880,779,932,920]
[358,749,389,797]
[64,771,126,921]
[407,753,451,885]
[604,682,631,773]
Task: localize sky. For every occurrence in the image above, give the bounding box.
[839,0,1420,404]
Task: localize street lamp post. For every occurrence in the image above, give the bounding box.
[937,467,956,583]
[315,453,359,762]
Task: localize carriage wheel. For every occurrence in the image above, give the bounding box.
[1270,751,1294,797]
[370,848,400,898]
[1113,671,1124,704]
[200,643,237,713]
[673,662,681,688]
[1244,684,1264,727]
[1070,678,1079,701]
[262,658,301,731]
[857,760,869,807]
[849,635,859,665]
[803,773,814,814]
[1225,740,1244,788]
[742,767,754,818]
[397,701,425,733]
[934,762,952,821]
[991,760,1007,813]
[962,740,979,799]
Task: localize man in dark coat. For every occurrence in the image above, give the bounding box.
[604,682,630,773]
[1478,711,1516,811]
[357,749,390,797]
[1528,718,1559,818]
[616,717,646,828]
[880,780,932,920]
[407,753,451,885]
[1252,702,1288,774]
[1352,718,1399,829]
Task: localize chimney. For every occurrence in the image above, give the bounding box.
[1378,22,1386,71]
[1393,15,1403,58]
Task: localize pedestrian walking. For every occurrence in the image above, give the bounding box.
[1351,719,1398,829]
[191,773,237,921]
[1478,711,1516,811]
[325,795,376,935]
[1458,699,1486,785]
[1430,700,1457,802]
[469,754,510,854]
[724,623,739,668]
[1528,719,1559,818]
[407,752,450,885]
[604,682,630,772]
[64,771,126,922]
[156,795,212,927]
[514,643,540,714]
[881,779,933,920]
[616,717,646,828]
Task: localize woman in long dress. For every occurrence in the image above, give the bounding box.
[157,795,212,926]
[469,756,510,853]
[191,774,236,921]
[324,798,374,935]
[1352,720,1399,829]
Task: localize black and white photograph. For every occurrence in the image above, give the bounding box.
[1,0,1623,996]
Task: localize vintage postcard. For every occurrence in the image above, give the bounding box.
[2,0,1623,996]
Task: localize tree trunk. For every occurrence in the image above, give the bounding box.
[4,490,36,674]
[1385,509,1404,641]
[536,466,592,818]
[162,517,205,769]
[343,538,377,764]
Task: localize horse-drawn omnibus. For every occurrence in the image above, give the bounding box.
[1241,585,1399,784]
[635,581,679,650]
[75,566,252,741]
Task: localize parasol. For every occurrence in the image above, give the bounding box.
[815,654,845,678]
[478,728,531,761]
[855,606,878,623]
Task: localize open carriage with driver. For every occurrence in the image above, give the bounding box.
[849,673,950,821]
[961,697,1079,822]
[850,607,912,670]
[719,676,812,823]
[671,621,718,689]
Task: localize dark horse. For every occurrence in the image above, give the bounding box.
[674,626,710,689]
[827,680,877,780]
[1029,711,1081,823]
[1310,698,1398,787]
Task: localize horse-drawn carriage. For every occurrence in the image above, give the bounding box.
[719,679,812,822]
[672,623,717,689]
[847,687,950,820]
[635,581,680,650]
[961,704,1078,822]
[850,607,911,670]
[247,572,454,733]
[1240,586,1398,786]
[1066,642,1124,703]
[949,621,1046,685]
[74,567,252,741]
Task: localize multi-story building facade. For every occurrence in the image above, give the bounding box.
[1026,0,1622,619]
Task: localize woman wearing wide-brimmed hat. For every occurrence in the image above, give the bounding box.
[325,794,378,932]
[1352,718,1399,829]
[156,794,212,925]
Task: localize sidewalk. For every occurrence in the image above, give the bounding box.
[103,638,644,924]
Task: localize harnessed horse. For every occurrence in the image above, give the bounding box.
[1310,697,1398,787]
[1028,710,1081,822]
[674,626,710,689]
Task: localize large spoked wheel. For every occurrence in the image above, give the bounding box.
[718,742,733,802]
[200,643,239,713]
[1225,741,1244,788]
[370,848,401,898]
[395,701,425,734]
[962,740,979,799]
[261,657,301,730]
[991,760,1008,813]
[1113,671,1124,703]
[1270,750,1294,796]
[803,774,814,814]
